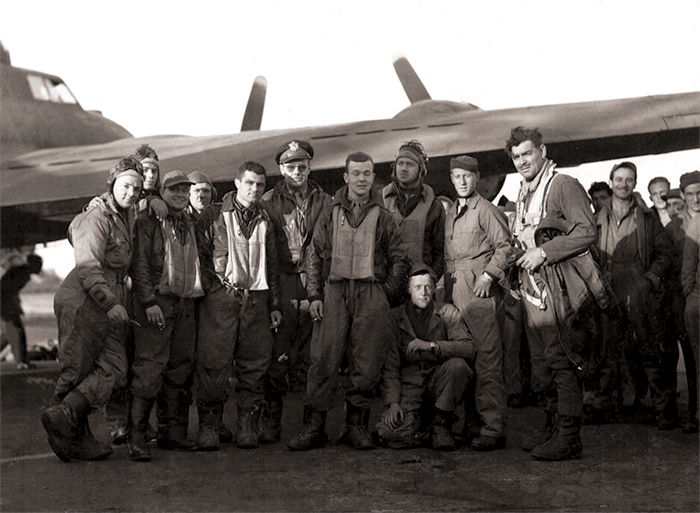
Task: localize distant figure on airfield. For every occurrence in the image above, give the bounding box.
[1,254,43,369]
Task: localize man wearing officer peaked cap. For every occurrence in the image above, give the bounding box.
[275,140,315,165]
[259,140,331,444]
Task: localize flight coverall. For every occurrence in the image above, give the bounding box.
[663,212,697,419]
[514,165,597,420]
[130,210,203,401]
[382,181,446,280]
[261,179,331,395]
[595,196,674,417]
[304,186,408,411]
[682,215,700,424]
[196,192,281,410]
[444,191,511,439]
[376,301,476,447]
[52,197,135,407]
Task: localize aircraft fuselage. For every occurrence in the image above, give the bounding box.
[0,61,132,162]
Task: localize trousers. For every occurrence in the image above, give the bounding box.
[304,281,391,411]
[196,283,273,409]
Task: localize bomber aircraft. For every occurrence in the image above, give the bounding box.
[1,41,699,249]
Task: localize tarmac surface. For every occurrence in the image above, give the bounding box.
[1,359,699,512]
[1,303,699,512]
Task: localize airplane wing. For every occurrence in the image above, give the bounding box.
[2,91,699,248]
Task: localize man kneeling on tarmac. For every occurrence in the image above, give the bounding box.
[375,263,477,450]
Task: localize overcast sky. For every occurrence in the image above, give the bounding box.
[2,0,699,276]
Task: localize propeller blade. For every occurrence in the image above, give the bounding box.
[240,76,267,131]
[392,54,431,104]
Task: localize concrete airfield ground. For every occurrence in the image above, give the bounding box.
[1,305,698,512]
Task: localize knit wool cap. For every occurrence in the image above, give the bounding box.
[396,145,424,167]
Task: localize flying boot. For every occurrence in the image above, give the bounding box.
[258,397,283,444]
[127,395,154,462]
[339,402,375,450]
[219,405,235,444]
[70,410,113,460]
[430,409,456,451]
[287,407,328,451]
[197,403,221,451]
[531,415,582,461]
[236,402,263,449]
[157,388,197,451]
[41,389,91,462]
[521,411,557,452]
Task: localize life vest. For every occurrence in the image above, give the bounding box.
[382,183,434,263]
[515,163,558,250]
[514,163,558,309]
[329,204,380,281]
[222,211,269,291]
[157,217,204,298]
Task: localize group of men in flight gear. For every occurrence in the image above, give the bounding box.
[43,124,697,464]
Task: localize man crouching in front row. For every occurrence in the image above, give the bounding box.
[375,263,477,451]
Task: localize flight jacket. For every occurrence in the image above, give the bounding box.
[306,185,409,304]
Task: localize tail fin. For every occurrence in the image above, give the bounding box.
[240,76,267,131]
[392,54,431,104]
